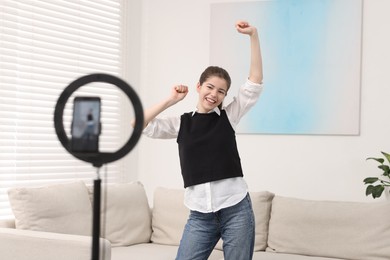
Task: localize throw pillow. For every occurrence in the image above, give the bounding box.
[151,187,188,246]
[267,196,390,260]
[8,181,92,236]
[93,181,152,247]
[250,191,275,251]
[215,191,275,251]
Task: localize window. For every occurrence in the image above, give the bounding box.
[0,0,129,219]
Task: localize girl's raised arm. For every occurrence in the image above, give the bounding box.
[132,85,188,129]
[236,21,263,84]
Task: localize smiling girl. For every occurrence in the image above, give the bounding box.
[140,20,263,260]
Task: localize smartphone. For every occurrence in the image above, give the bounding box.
[71,97,101,153]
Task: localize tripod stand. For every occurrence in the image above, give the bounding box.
[54,73,144,260]
[91,172,102,260]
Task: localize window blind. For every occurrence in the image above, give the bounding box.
[0,0,127,219]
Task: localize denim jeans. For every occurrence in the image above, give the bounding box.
[176,193,255,260]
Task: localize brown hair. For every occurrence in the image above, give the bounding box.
[199,66,231,110]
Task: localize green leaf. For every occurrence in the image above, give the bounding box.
[363,177,379,184]
[366,185,385,198]
[366,157,385,164]
[378,165,390,175]
[366,185,374,196]
[381,152,390,164]
[372,185,385,199]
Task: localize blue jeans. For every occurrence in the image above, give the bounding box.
[176,193,255,260]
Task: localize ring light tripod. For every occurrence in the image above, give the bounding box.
[54,73,144,260]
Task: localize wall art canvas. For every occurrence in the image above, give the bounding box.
[210,0,362,135]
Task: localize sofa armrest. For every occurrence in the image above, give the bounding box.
[0,228,111,260]
[0,218,16,228]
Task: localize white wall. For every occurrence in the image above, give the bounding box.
[131,0,390,203]
[119,0,143,182]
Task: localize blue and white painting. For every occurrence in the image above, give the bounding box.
[210,0,362,135]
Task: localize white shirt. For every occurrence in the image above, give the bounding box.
[143,79,263,212]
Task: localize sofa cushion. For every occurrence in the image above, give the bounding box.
[95,182,152,247]
[253,252,339,260]
[151,187,274,252]
[111,243,224,260]
[216,191,275,251]
[267,196,390,260]
[250,191,275,251]
[0,227,111,260]
[151,187,188,246]
[7,181,92,236]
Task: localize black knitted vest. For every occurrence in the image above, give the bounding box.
[177,110,243,188]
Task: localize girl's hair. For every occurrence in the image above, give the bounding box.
[199,66,231,110]
[199,66,231,91]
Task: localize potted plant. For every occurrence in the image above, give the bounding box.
[363,151,390,199]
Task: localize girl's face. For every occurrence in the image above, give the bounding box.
[196,76,228,113]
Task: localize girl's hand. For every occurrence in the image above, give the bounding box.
[170,84,188,103]
[235,20,257,36]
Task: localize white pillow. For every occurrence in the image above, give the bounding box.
[215,191,275,251]
[94,182,152,247]
[151,187,188,246]
[8,181,92,236]
[267,196,390,260]
[250,191,275,251]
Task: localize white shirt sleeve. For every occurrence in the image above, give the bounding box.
[142,115,181,139]
[224,79,263,130]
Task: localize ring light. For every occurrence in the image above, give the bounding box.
[54,73,144,168]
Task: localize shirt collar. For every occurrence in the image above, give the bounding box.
[192,106,221,116]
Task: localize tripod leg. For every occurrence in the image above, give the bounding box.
[92,178,101,260]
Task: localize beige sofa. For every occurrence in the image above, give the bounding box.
[0,181,389,260]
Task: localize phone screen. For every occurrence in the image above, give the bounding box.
[71,97,101,153]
